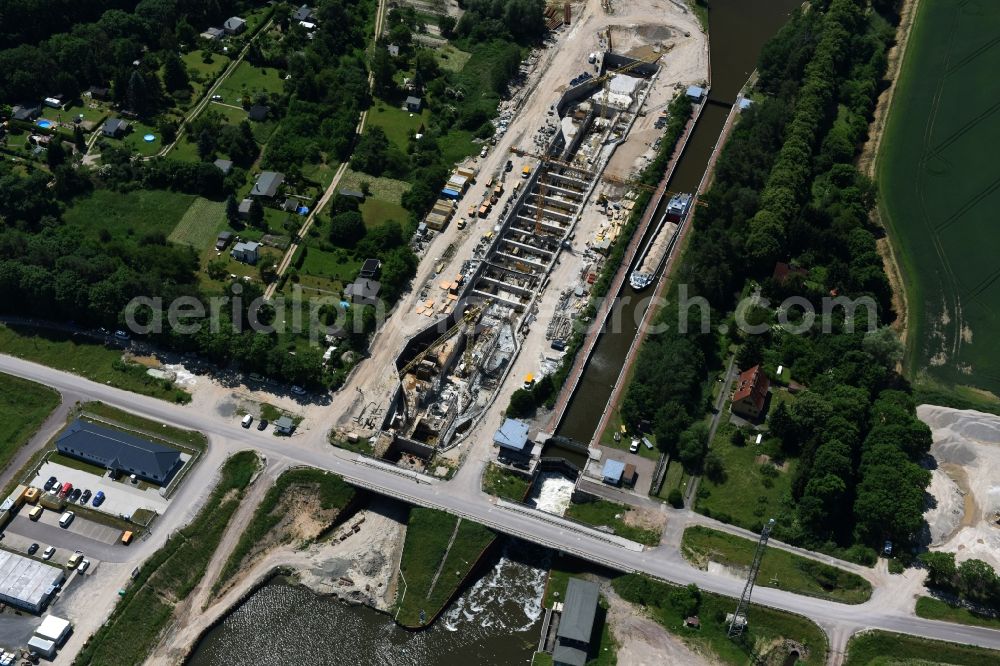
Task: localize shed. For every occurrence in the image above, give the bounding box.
[86,86,111,100]
[339,188,365,200]
[215,231,233,251]
[601,458,625,486]
[238,198,253,218]
[405,96,422,112]
[738,97,753,112]
[248,104,269,122]
[201,27,224,41]
[0,550,65,613]
[213,158,233,174]
[388,44,400,57]
[274,416,295,435]
[493,418,530,455]
[251,171,284,198]
[27,637,55,659]
[223,16,247,34]
[35,615,71,645]
[686,85,706,101]
[622,462,636,487]
[282,197,300,212]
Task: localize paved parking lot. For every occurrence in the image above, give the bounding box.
[32,461,171,518]
[3,513,128,563]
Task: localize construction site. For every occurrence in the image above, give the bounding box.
[371,52,685,470]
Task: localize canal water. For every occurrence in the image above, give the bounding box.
[188,4,802,662]
[556,0,803,444]
[187,539,550,666]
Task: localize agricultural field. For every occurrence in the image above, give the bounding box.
[878,0,1000,406]
[63,189,196,241]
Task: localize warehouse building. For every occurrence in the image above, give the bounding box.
[0,550,65,613]
[553,578,600,666]
[56,419,183,485]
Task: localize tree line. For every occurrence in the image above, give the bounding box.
[622,0,926,554]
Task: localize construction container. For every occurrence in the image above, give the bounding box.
[39,491,65,511]
[23,487,40,504]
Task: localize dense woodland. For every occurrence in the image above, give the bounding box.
[620,0,931,555]
[0,0,544,390]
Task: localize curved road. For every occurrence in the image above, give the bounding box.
[2,354,999,658]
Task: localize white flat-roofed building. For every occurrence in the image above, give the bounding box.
[0,550,65,613]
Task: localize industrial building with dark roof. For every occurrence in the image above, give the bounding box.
[553,578,600,666]
[56,419,183,485]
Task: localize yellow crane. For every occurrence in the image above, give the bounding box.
[397,300,491,379]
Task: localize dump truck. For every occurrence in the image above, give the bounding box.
[478,201,491,218]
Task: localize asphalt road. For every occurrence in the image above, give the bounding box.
[3,354,1000,653]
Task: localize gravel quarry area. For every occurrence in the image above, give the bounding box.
[919,404,1000,570]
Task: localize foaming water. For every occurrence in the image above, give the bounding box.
[530,472,576,515]
[187,539,547,666]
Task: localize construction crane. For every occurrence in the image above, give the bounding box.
[397,300,491,379]
[728,518,775,638]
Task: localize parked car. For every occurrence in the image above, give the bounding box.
[241,414,253,428]
[67,551,83,569]
[883,540,893,557]
[257,419,269,431]
[59,511,75,528]
[113,329,131,341]
[77,559,91,573]
[629,438,640,453]
[70,488,82,502]
[290,385,306,396]
[80,489,92,504]
[43,476,57,491]
[42,546,55,560]
[27,543,39,555]
[60,482,73,497]
[93,491,106,507]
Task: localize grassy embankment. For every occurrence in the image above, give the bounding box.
[564,499,662,546]
[394,507,496,627]
[0,324,191,403]
[844,630,1000,666]
[73,451,261,666]
[0,374,59,472]
[482,463,531,501]
[213,468,358,594]
[876,0,1000,412]
[681,526,872,604]
[613,573,828,665]
[915,596,1000,630]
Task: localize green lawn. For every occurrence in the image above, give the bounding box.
[168,197,227,248]
[182,50,230,82]
[395,507,496,627]
[877,0,1000,399]
[337,169,409,205]
[564,499,661,546]
[64,189,196,242]
[59,99,110,125]
[657,459,690,501]
[844,630,1000,666]
[360,196,409,228]
[297,246,361,285]
[0,374,59,472]
[120,121,163,156]
[436,44,472,72]
[439,129,477,164]
[482,463,531,501]
[366,104,431,151]
[81,401,207,451]
[0,325,191,403]
[216,62,285,103]
[915,596,1000,630]
[694,421,792,530]
[613,573,827,664]
[74,451,260,666]
[681,526,872,604]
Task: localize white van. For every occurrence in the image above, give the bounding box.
[241,414,253,428]
[59,511,75,528]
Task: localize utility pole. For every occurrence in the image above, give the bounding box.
[728,517,775,638]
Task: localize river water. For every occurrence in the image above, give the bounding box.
[188,540,549,666]
[188,4,801,662]
[556,0,803,444]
